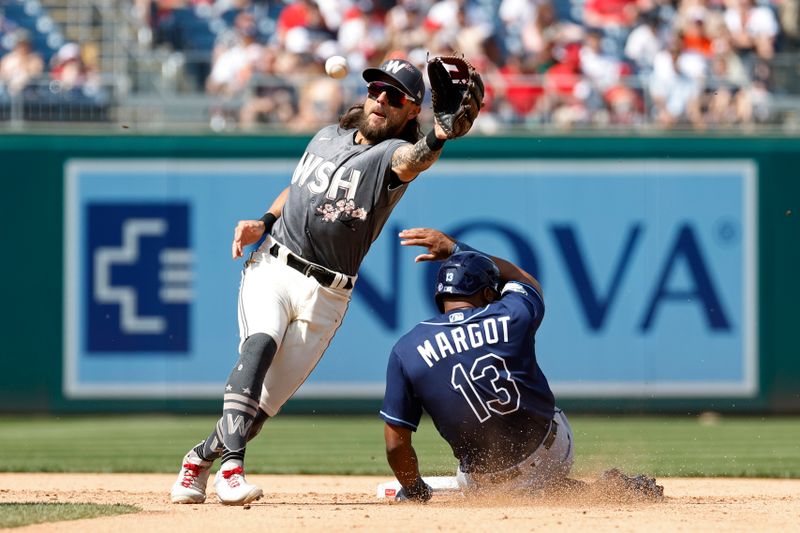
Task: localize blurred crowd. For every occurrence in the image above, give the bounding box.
[2,0,798,129]
[134,0,799,130]
[0,5,106,121]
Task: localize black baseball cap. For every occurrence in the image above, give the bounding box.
[362,59,425,105]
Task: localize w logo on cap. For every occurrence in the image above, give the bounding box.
[383,60,407,74]
[364,58,424,103]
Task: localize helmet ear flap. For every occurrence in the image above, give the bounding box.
[435,292,446,313]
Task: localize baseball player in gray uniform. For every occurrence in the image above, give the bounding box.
[170,57,484,505]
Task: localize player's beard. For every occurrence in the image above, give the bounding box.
[356,109,405,143]
[339,104,421,144]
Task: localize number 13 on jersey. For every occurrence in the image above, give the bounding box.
[451,354,521,422]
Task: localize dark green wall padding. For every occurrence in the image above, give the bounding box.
[2,133,798,413]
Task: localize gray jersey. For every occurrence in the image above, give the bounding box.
[271,124,410,276]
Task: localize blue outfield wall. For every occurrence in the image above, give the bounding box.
[1,134,798,413]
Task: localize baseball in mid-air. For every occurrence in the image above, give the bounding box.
[325,55,349,79]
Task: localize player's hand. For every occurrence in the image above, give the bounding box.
[433,123,448,141]
[395,478,432,503]
[232,219,266,259]
[427,55,483,139]
[399,228,456,262]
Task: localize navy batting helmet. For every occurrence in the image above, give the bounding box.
[435,252,500,312]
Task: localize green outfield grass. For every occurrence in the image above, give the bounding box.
[0,503,140,528]
[0,415,797,478]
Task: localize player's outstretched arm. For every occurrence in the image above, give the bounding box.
[390,125,448,183]
[399,227,542,293]
[398,227,455,262]
[392,55,483,184]
[492,255,542,295]
[231,186,289,259]
[384,423,432,502]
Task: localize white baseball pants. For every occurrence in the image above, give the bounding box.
[237,238,353,417]
[456,409,575,491]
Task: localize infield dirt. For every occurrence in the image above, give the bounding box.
[1,473,798,532]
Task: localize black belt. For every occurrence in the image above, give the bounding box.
[478,419,559,485]
[268,243,354,290]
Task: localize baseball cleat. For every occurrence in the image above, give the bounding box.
[598,468,664,500]
[170,449,213,504]
[214,461,263,505]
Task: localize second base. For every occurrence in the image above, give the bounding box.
[375,476,460,498]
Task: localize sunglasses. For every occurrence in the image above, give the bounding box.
[367,81,411,108]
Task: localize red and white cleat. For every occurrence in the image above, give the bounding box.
[214,461,263,505]
[170,449,212,504]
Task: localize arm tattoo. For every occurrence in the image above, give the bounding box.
[392,138,442,173]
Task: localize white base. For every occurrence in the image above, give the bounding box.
[376,476,460,499]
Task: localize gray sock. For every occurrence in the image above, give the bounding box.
[201,333,277,467]
[194,408,270,462]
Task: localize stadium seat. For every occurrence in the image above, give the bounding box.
[21,83,110,122]
[553,0,585,24]
[3,4,39,30]
[220,8,241,26]
[2,0,61,63]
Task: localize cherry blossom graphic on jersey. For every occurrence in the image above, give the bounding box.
[315,199,368,230]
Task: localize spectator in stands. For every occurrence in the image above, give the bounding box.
[238,43,297,129]
[708,30,751,88]
[237,21,332,130]
[0,30,43,96]
[206,20,263,95]
[624,8,664,72]
[494,53,544,122]
[778,0,800,50]
[743,59,771,122]
[277,0,335,43]
[583,0,640,30]
[422,0,496,58]
[648,39,706,128]
[680,10,714,57]
[313,0,349,32]
[276,0,311,35]
[229,6,258,32]
[40,41,109,121]
[425,0,466,52]
[723,0,780,60]
[337,1,389,73]
[499,0,539,38]
[453,5,491,57]
[150,0,197,47]
[273,0,339,69]
[582,0,641,56]
[385,0,429,55]
[580,28,641,124]
[128,0,785,130]
[286,57,344,131]
[537,40,591,126]
[706,37,755,125]
[580,28,626,93]
[50,43,95,92]
[498,0,582,64]
[298,0,336,43]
